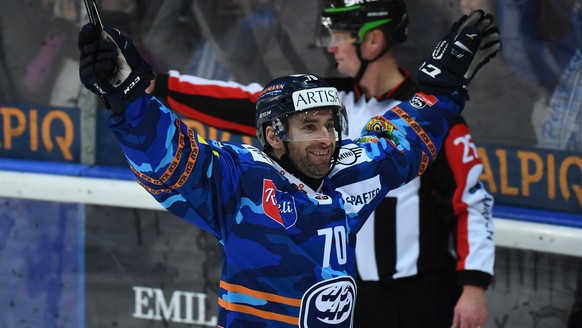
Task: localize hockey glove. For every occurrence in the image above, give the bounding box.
[417,10,501,100]
[78,23,155,114]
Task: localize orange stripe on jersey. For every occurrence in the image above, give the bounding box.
[391,106,438,160]
[133,122,200,195]
[417,152,430,176]
[130,120,185,185]
[217,297,299,325]
[219,281,301,307]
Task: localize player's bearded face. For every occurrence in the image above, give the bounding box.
[286,109,336,179]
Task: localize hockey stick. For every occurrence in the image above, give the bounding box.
[81,0,140,94]
[84,0,103,29]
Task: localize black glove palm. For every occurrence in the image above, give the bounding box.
[78,23,155,114]
[417,10,501,100]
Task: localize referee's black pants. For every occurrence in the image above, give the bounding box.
[354,267,462,328]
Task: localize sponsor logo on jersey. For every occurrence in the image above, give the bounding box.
[262,179,298,229]
[299,276,356,328]
[336,145,364,166]
[344,188,381,206]
[336,176,382,212]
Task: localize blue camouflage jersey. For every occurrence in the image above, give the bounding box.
[108,91,462,327]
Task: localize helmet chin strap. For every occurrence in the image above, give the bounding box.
[353,41,391,83]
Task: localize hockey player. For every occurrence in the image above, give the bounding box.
[151,3,497,326]
[77,10,500,328]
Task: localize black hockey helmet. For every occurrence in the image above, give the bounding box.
[321,0,408,45]
[255,74,348,152]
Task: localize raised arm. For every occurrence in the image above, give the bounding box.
[78,24,242,241]
[331,10,501,224]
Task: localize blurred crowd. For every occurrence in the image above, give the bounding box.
[0,0,579,148]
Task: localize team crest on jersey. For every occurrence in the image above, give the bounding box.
[409,92,438,109]
[365,116,394,135]
[262,179,298,229]
[299,276,356,328]
[364,116,405,153]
